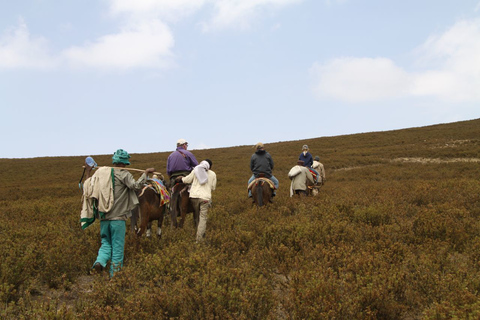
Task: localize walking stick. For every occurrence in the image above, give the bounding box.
[80,156,165,184]
[81,166,165,180]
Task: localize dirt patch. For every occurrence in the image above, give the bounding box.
[333,157,480,172]
[392,157,480,164]
[431,139,475,149]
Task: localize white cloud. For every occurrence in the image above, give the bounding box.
[412,19,480,101]
[0,0,303,71]
[107,0,207,22]
[202,0,302,31]
[108,0,303,31]
[0,18,56,69]
[62,19,174,70]
[311,18,480,103]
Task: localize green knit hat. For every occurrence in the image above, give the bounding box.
[112,149,131,165]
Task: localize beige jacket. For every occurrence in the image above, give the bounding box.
[182,170,217,201]
[81,167,147,228]
[312,160,325,183]
[107,169,147,220]
[289,165,314,196]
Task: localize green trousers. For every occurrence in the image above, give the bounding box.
[93,220,126,277]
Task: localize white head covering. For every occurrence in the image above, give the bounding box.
[194,160,210,185]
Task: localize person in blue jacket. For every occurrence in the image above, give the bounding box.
[298,145,319,183]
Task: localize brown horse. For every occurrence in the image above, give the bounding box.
[131,186,166,237]
[169,182,196,228]
[251,178,274,207]
[306,169,322,196]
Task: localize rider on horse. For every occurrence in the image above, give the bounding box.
[299,145,320,184]
[166,138,198,187]
[248,142,279,199]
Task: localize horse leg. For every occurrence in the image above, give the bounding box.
[178,196,187,228]
[169,192,179,228]
[130,207,139,234]
[266,187,273,203]
[136,206,146,237]
[146,222,152,237]
[178,188,191,228]
[157,205,165,238]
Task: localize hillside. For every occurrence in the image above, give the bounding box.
[1,118,480,319]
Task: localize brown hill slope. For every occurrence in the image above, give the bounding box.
[1,118,480,319]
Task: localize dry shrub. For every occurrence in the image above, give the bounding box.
[1,118,480,318]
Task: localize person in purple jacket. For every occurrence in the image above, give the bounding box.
[166,138,198,186]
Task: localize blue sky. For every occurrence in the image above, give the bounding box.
[1,0,479,158]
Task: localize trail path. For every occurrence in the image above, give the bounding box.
[334,157,480,172]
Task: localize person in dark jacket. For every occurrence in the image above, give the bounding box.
[298,144,319,183]
[248,142,279,197]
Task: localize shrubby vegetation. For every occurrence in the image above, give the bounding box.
[1,119,480,319]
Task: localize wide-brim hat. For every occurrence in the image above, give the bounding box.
[112,149,131,165]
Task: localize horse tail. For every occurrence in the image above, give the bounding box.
[257,181,264,207]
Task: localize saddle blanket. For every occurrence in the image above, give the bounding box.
[145,179,170,206]
[247,178,276,191]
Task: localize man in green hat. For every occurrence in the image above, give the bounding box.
[85,149,155,277]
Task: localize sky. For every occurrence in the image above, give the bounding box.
[1,0,480,159]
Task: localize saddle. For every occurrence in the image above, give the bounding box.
[247,177,276,191]
[139,179,171,206]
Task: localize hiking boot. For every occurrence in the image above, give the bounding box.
[93,262,104,273]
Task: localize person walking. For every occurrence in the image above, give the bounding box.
[180,159,217,243]
[288,160,314,197]
[85,149,154,277]
[312,156,326,185]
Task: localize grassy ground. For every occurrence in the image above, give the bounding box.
[1,118,480,319]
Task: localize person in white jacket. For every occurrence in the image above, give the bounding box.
[180,159,217,242]
[312,156,325,185]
